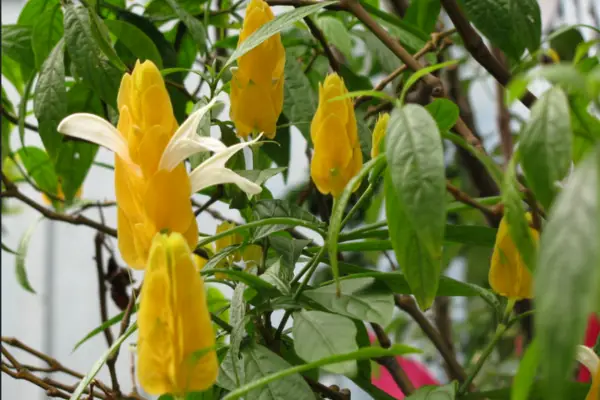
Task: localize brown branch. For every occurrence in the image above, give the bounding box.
[305,377,350,400]
[446,181,500,220]
[394,295,470,386]
[1,105,39,132]
[371,323,415,395]
[433,296,456,381]
[1,173,117,237]
[304,16,341,73]
[1,363,71,399]
[354,29,456,108]
[492,47,513,166]
[440,0,536,108]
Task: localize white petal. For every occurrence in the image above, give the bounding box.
[190,167,262,195]
[192,134,263,173]
[57,113,132,164]
[576,345,599,376]
[158,98,226,171]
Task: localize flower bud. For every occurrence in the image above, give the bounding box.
[371,113,389,158]
[310,73,363,197]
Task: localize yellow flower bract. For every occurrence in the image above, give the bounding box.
[310,73,363,198]
[371,113,390,158]
[137,232,218,395]
[115,60,198,269]
[587,365,600,400]
[489,214,539,300]
[230,0,285,139]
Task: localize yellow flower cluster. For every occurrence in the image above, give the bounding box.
[230,0,285,139]
[310,73,363,198]
[488,214,539,300]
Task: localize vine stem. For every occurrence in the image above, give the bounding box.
[459,298,517,393]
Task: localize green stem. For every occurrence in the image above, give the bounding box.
[340,183,375,228]
[459,299,516,393]
[196,218,326,249]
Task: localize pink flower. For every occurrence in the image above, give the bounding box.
[369,334,438,398]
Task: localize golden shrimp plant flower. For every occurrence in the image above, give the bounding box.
[57,60,262,269]
[488,214,538,300]
[310,73,363,198]
[230,0,285,139]
[371,113,390,158]
[137,232,218,395]
[577,345,600,400]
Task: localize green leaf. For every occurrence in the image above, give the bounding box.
[303,277,394,326]
[225,1,337,69]
[316,16,352,59]
[425,98,459,132]
[69,322,138,400]
[218,349,244,391]
[73,305,139,351]
[406,382,457,399]
[269,235,311,272]
[235,167,286,187]
[165,0,207,53]
[2,55,25,94]
[263,114,291,178]
[18,0,60,26]
[519,87,572,210]
[400,60,458,104]
[293,310,358,375]
[404,0,441,34]
[511,338,540,400]
[535,150,600,400]
[15,217,44,294]
[261,259,292,294]
[550,27,584,62]
[357,30,398,74]
[463,0,541,60]
[507,64,587,105]
[282,48,317,142]
[202,268,278,294]
[252,199,323,240]
[239,344,315,400]
[63,4,122,108]
[34,39,67,161]
[385,105,445,309]
[16,147,58,195]
[225,343,418,400]
[328,155,386,293]
[31,4,63,69]
[502,156,537,272]
[104,19,163,68]
[1,25,36,79]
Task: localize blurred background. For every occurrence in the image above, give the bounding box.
[1,0,598,398]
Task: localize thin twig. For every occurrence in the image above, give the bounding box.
[446,181,500,220]
[492,47,513,166]
[304,16,341,73]
[440,0,536,108]
[371,323,415,395]
[1,105,39,132]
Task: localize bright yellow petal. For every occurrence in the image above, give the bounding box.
[586,365,600,400]
[117,207,145,270]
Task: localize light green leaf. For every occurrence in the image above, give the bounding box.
[225,1,337,69]
[104,19,163,68]
[239,344,315,400]
[502,155,537,272]
[34,39,67,161]
[463,0,541,60]
[519,87,572,210]
[69,322,138,400]
[535,150,600,400]
[511,338,540,400]
[1,25,36,79]
[282,48,317,142]
[73,305,139,351]
[316,16,353,59]
[18,0,60,26]
[16,147,58,196]
[404,0,441,34]
[252,199,323,240]
[165,0,207,53]
[31,4,63,69]
[293,310,358,375]
[261,259,291,295]
[385,105,445,309]
[225,343,418,400]
[406,382,457,399]
[228,281,246,388]
[304,277,394,326]
[400,60,458,104]
[507,64,587,105]
[63,4,122,108]
[425,98,459,132]
[15,217,44,294]
[218,349,244,391]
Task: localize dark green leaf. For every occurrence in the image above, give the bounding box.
[385,105,445,309]
[463,0,541,60]
[269,235,311,272]
[520,87,572,210]
[18,0,60,26]
[165,0,207,53]
[293,310,358,375]
[63,4,122,108]
[104,19,163,68]
[252,199,322,240]
[31,4,64,69]
[261,260,291,294]
[303,277,394,326]
[34,39,67,161]
[2,55,25,94]
[263,114,291,178]
[282,48,317,142]
[425,98,459,132]
[1,25,36,79]
[550,27,584,62]
[535,150,600,400]
[404,0,441,34]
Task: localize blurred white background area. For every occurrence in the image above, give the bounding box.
[1,0,598,398]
